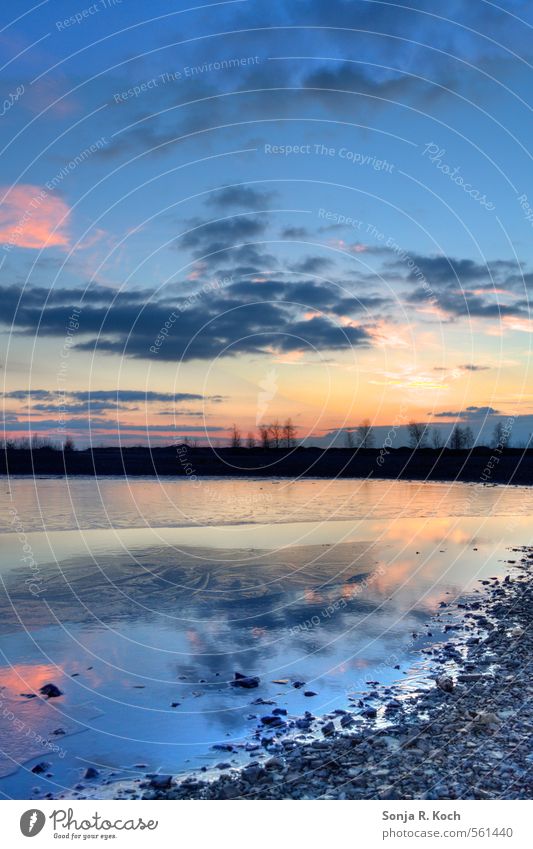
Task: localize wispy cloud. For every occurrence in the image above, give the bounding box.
[0,185,70,250]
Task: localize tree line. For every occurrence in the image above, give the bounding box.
[229,418,519,450]
[1,419,523,452]
[344,419,517,450]
[230,418,297,449]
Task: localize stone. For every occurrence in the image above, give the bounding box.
[31,762,50,774]
[40,683,63,698]
[260,715,285,727]
[149,774,173,790]
[475,711,500,726]
[242,764,264,783]
[83,767,99,780]
[265,757,284,770]
[231,672,260,689]
[436,675,455,693]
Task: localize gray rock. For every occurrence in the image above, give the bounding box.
[149,774,173,790]
[436,675,455,693]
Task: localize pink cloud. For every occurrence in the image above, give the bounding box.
[0,184,70,249]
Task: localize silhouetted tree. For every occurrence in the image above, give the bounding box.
[355,419,375,448]
[269,420,282,448]
[463,426,474,449]
[246,432,256,449]
[449,424,474,449]
[491,421,508,449]
[230,424,242,448]
[259,425,271,449]
[63,437,75,452]
[282,418,297,447]
[407,421,429,449]
[431,427,444,449]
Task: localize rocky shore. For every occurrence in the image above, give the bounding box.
[141,547,532,801]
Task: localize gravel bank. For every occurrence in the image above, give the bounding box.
[143,547,532,801]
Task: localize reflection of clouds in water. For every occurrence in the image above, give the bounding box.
[0,663,101,779]
[0,489,531,794]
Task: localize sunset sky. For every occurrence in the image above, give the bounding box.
[0,0,531,446]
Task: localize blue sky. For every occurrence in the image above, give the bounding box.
[0,0,531,446]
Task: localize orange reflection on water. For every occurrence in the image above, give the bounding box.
[0,662,59,695]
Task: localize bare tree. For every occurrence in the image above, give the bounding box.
[230,424,242,448]
[463,425,474,449]
[282,418,297,448]
[491,421,507,449]
[449,424,473,449]
[407,421,429,449]
[355,419,375,449]
[431,427,444,449]
[269,420,282,448]
[345,429,355,449]
[259,425,271,449]
[449,425,462,449]
[63,437,75,452]
[246,432,256,449]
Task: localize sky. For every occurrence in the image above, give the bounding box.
[0,0,532,447]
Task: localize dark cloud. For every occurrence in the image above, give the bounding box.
[281,226,309,238]
[2,417,224,435]
[179,215,268,259]
[459,364,491,372]
[465,405,500,415]
[0,277,375,362]
[277,315,370,352]
[406,285,528,320]
[393,255,514,286]
[432,405,500,418]
[433,363,491,372]
[206,186,277,210]
[2,389,225,415]
[290,256,332,274]
[1,245,526,366]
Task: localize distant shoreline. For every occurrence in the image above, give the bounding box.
[1,446,532,486]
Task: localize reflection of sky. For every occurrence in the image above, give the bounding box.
[0,479,531,796]
[1,476,532,534]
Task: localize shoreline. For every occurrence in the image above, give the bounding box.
[135,546,532,801]
[2,447,532,487]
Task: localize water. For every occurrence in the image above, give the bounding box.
[0,477,531,799]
